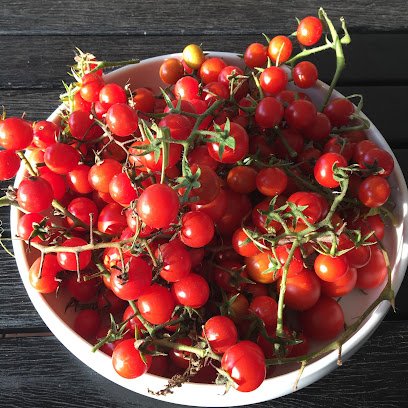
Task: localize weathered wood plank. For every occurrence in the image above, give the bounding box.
[0,34,407,90]
[0,321,407,407]
[0,0,407,34]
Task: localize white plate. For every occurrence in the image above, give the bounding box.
[11,52,408,407]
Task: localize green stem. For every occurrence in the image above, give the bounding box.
[89,59,140,74]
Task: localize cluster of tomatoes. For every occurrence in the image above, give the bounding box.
[0,13,394,394]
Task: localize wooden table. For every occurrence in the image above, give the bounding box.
[1,1,407,406]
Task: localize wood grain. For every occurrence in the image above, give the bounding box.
[0,0,407,34]
[0,34,407,89]
[0,321,406,408]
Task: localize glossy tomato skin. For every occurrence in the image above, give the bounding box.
[156,240,192,282]
[0,117,33,150]
[297,16,323,46]
[112,338,152,379]
[180,211,214,248]
[97,202,127,235]
[300,295,344,341]
[203,316,238,354]
[314,152,348,188]
[358,175,390,208]
[221,341,266,393]
[207,122,249,164]
[137,183,180,229]
[57,237,91,271]
[314,253,349,282]
[249,296,278,328]
[137,284,176,325]
[17,176,54,213]
[110,257,152,300]
[29,254,61,293]
[172,273,209,308]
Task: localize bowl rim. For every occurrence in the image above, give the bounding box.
[10,51,408,407]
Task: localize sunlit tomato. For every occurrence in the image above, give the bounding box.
[245,250,279,284]
[110,257,152,301]
[112,338,152,379]
[33,120,59,149]
[106,103,139,137]
[292,61,318,89]
[287,191,322,224]
[232,226,261,258]
[199,57,228,84]
[0,117,33,150]
[275,244,304,277]
[268,35,293,63]
[159,58,185,85]
[244,43,268,68]
[43,143,80,175]
[221,341,266,392]
[314,152,348,188]
[300,295,344,341]
[109,172,138,206]
[138,284,176,324]
[99,83,127,110]
[97,202,127,235]
[137,183,180,229]
[182,44,205,69]
[156,240,192,282]
[57,237,91,272]
[80,72,105,102]
[249,295,278,328]
[88,159,122,193]
[172,273,209,308]
[174,76,201,101]
[28,254,61,293]
[259,66,288,95]
[314,253,349,282]
[207,122,249,163]
[67,197,98,231]
[204,316,238,354]
[180,211,214,248]
[17,212,51,243]
[17,176,54,213]
[132,87,155,113]
[158,113,193,140]
[297,16,323,46]
[0,150,20,180]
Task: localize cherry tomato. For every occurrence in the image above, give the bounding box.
[284,99,317,130]
[0,117,33,150]
[112,338,152,379]
[0,150,21,180]
[297,16,323,46]
[57,237,91,271]
[358,176,390,207]
[156,240,192,282]
[314,253,349,282]
[138,284,176,324]
[221,341,266,392]
[255,97,284,129]
[159,58,185,85]
[207,122,249,164]
[314,152,348,188]
[204,316,238,354]
[300,295,344,341]
[28,254,61,293]
[17,176,54,213]
[355,246,387,290]
[244,43,268,68]
[137,183,180,229]
[268,35,293,63]
[292,61,318,89]
[110,257,152,300]
[180,211,214,248]
[323,98,355,127]
[277,268,321,311]
[182,44,205,69]
[259,66,288,95]
[172,273,209,308]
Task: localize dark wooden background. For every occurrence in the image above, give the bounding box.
[1,1,407,407]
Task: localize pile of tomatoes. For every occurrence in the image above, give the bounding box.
[0,12,395,394]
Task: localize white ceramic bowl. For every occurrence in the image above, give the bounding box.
[11,52,408,407]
